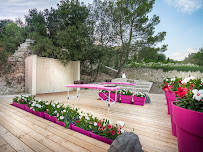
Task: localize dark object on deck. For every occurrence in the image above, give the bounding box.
[108,132,143,152]
[145,95,151,103]
[74,80,84,84]
[105,79,112,82]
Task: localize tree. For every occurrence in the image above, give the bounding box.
[193,48,203,66]
[94,0,167,76]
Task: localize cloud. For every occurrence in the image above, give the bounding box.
[168,48,198,61]
[165,0,203,13]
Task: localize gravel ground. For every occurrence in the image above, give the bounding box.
[149,82,165,94]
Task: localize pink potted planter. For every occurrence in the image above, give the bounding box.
[120,95,132,104]
[167,92,177,137]
[167,91,177,115]
[99,92,108,101]
[13,101,18,107]
[91,133,113,145]
[172,102,203,152]
[25,105,33,113]
[18,104,25,110]
[33,111,45,118]
[44,113,57,123]
[56,120,65,127]
[133,96,146,106]
[72,125,91,137]
[110,93,120,102]
[164,91,170,114]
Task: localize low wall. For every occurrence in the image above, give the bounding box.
[25,55,80,95]
[123,68,203,82]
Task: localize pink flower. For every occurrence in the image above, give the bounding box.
[175,87,188,97]
[98,123,102,127]
[22,100,25,103]
[76,120,79,123]
[108,124,112,129]
[111,130,115,135]
[117,130,120,135]
[101,127,105,131]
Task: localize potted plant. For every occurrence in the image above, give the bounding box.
[13,96,19,107]
[133,92,147,106]
[25,96,35,113]
[72,113,92,136]
[17,96,27,110]
[31,100,46,118]
[99,90,109,101]
[110,90,120,102]
[56,105,79,129]
[162,77,182,115]
[120,90,133,104]
[91,119,125,145]
[45,101,58,123]
[172,78,203,152]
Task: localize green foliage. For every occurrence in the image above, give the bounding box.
[193,48,203,66]
[0,21,26,73]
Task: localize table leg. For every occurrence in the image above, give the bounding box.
[108,91,110,113]
[115,90,117,110]
[67,88,70,105]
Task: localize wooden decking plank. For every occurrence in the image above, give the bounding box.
[0,125,34,152]
[0,144,16,152]
[0,136,7,147]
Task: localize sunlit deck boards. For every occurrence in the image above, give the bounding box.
[0,92,178,152]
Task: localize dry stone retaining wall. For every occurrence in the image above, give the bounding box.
[123,68,203,82]
[0,39,32,94]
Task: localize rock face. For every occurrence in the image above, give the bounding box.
[124,68,203,82]
[0,39,33,94]
[108,132,143,152]
[145,95,151,103]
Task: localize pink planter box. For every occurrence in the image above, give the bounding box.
[167,91,177,137]
[72,125,91,137]
[13,101,18,107]
[91,133,113,145]
[120,94,132,104]
[133,96,146,106]
[56,121,72,129]
[167,91,177,115]
[110,93,120,102]
[172,102,203,152]
[25,105,33,113]
[165,91,170,114]
[18,104,25,110]
[33,111,45,118]
[44,113,57,123]
[99,92,108,101]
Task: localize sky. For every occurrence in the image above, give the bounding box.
[0,0,203,61]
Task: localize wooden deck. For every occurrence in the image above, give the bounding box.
[0,91,178,152]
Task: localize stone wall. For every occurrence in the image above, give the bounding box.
[123,68,203,82]
[0,39,32,94]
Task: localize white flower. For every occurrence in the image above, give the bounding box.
[117,121,125,127]
[171,78,175,81]
[60,116,64,120]
[54,110,57,114]
[57,113,59,117]
[192,89,203,101]
[109,121,112,125]
[120,129,124,134]
[63,109,66,113]
[86,116,90,120]
[57,105,60,108]
[45,102,49,105]
[94,122,97,126]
